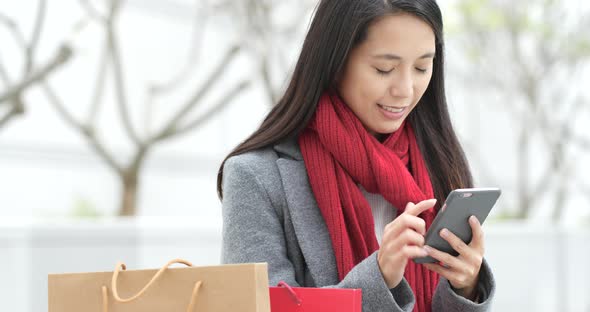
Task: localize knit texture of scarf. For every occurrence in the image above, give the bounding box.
[298,91,439,312]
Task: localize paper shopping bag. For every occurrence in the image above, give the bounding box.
[270,281,362,312]
[48,259,270,312]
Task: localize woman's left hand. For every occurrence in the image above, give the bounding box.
[423,215,484,301]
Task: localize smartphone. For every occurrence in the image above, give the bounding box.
[413,187,501,264]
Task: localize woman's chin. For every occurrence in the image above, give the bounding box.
[374,123,403,135]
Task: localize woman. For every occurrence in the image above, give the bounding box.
[218,0,495,311]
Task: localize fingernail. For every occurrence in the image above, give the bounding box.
[423,246,432,255]
[440,228,448,238]
[470,216,479,224]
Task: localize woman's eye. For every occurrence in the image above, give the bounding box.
[376,68,393,75]
[415,67,427,73]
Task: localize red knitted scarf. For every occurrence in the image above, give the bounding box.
[298,91,439,312]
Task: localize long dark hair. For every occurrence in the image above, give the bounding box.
[217,0,473,202]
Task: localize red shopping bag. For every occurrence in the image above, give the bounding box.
[269,281,361,312]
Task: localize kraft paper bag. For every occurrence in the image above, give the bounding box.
[48,259,270,312]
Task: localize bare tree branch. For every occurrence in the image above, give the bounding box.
[527,95,587,208]
[0,110,16,127]
[0,61,10,85]
[210,0,234,11]
[41,82,80,128]
[0,16,28,133]
[275,4,311,38]
[0,13,28,55]
[25,0,47,75]
[216,0,312,108]
[454,0,590,220]
[0,1,50,130]
[530,138,568,207]
[0,98,24,129]
[84,131,126,177]
[143,2,210,136]
[152,45,242,141]
[551,157,574,221]
[159,80,251,141]
[0,111,18,128]
[0,45,72,105]
[462,141,501,187]
[78,0,107,22]
[0,13,14,27]
[149,3,208,97]
[42,81,124,176]
[13,0,258,215]
[260,57,279,105]
[106,1,142,146]
[86,43,109,126]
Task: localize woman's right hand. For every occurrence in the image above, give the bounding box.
[377,198,437,288]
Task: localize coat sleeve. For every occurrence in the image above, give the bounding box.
[432,258,496,311]
[221,155,416,312]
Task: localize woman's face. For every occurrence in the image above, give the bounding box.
[337,13,436,137]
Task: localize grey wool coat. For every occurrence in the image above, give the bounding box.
[221,138,496,312]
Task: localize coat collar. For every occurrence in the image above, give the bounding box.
[273,137,303,161]
[273,138,339,286]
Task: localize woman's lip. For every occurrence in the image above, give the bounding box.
[377,103,406,120]
[378,103,408,110]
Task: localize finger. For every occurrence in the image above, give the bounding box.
[468,216,485,252]
[385,213,427,236]
[423,263,453,278]
[404,215,427,235]
[398,228,426,247]
[402,245,429,260]
[440,228,470,256]
[423,245,462,269]
[405,199,437,217]
[385,228,426,251]
[424,263,476,292]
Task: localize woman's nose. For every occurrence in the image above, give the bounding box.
[389,71,413,99]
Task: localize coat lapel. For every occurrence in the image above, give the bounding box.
[274,140,339,286]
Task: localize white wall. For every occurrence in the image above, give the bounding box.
[1,221,589,312]
[485,223,590,311]
[1,218,221,312]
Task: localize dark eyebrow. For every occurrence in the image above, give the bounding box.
[372,52,435,60]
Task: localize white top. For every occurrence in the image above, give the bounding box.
[359,185,398,245]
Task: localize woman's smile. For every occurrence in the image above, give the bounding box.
[377,103,407,120]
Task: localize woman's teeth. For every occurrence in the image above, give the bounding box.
[378,104,404,113]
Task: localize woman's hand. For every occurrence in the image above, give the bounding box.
[423,215,485,301]
[377,199,437,289]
